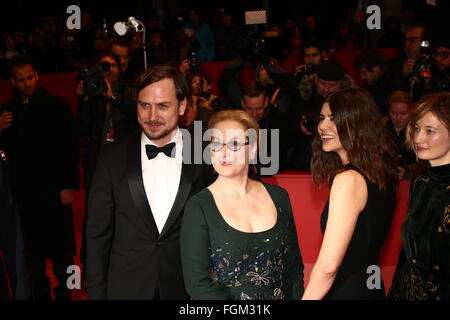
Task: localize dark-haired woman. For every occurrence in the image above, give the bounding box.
[302,89,399,300]
[389,93,450,300]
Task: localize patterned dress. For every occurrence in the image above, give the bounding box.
[389,163,450,300]
[180,183,304,300]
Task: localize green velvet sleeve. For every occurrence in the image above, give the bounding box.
[180,198,234,300]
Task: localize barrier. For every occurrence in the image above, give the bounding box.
[262,171,409,291]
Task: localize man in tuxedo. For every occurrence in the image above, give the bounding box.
[86,65,212,299]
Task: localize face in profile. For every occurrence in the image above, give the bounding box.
[413,111,450,166]
[209,120,256,178]
[317,102,348,163]
[137,78,186,146]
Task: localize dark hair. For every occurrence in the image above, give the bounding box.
[9,54,35,75]
[241,81,267,99]
[406,92,450,153]
[405,23,434,43]
[354,50,388,72]
[96,51,121,73]
[311,88,399,190]
[302,41,324,54]
[187,70,212,85]
[135,64,189,101]
[109,38,131,51]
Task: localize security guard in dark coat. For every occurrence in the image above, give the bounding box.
[0,55,79,299]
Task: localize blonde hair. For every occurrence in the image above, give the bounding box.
[208,110,260,176]
[388,90,412,107]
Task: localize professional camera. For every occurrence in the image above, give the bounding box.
[412,40,450,93]
[295,64,316,82]
[188,40,202,72]
[78,62,110,97]
[413,40,433,80]
[300,112,320,133]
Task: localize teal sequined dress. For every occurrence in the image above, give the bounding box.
[180,183,304,300]
[389,163,450,300]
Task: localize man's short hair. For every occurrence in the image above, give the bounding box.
[354,50,388,72]
[241,81,267,99]
[9,54,35,76]
[109,38,131,50]
[435,37,450,50]
[96,51,121,69]
[405,23,433,43]
[136,65,189,101]
[187,70,212,85]
[302,41,324,53]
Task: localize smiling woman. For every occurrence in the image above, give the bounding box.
[303,88,399,300]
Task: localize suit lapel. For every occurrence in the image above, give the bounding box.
[126,131,159,237]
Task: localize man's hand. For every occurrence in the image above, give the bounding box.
[0,111,14,131]
[402,58,416,77]
[76,80,85,97]
[193,95,214,111]
[60,189,75,205]
[102,79,114,100]
[300,122,314,136]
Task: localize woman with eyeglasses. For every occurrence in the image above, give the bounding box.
[302,89,399,300]
[180,110,304,300]
[389,93,450,300]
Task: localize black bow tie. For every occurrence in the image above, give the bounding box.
[146,142,176,160]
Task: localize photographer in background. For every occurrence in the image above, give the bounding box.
[295,41,357,101]
[76,51,138,193]
[189,71,230,112]
[77,52,138,281]
[240,81,295,176]
[289,60,351,170]
[354,50,406,114]
[217,34,299,114]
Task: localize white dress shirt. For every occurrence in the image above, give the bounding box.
[141,128,183,234]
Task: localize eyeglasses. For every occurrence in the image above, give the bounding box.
[210,140,250,152]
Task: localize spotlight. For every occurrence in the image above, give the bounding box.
[113,17,147,69]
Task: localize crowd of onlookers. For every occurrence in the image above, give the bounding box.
[1,4,449,300]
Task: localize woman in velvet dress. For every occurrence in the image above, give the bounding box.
[302,89,399,300]
[389,93,450,300]
[180,110,304,300]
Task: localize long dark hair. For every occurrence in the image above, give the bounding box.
[311,88,399,190]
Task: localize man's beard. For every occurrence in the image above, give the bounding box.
[143,121,177,142]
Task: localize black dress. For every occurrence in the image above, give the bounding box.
[389,163,450,300]
[320,165,396,299]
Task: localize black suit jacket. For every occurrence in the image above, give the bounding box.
[0,87,78,259]
[86,129,213,300]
